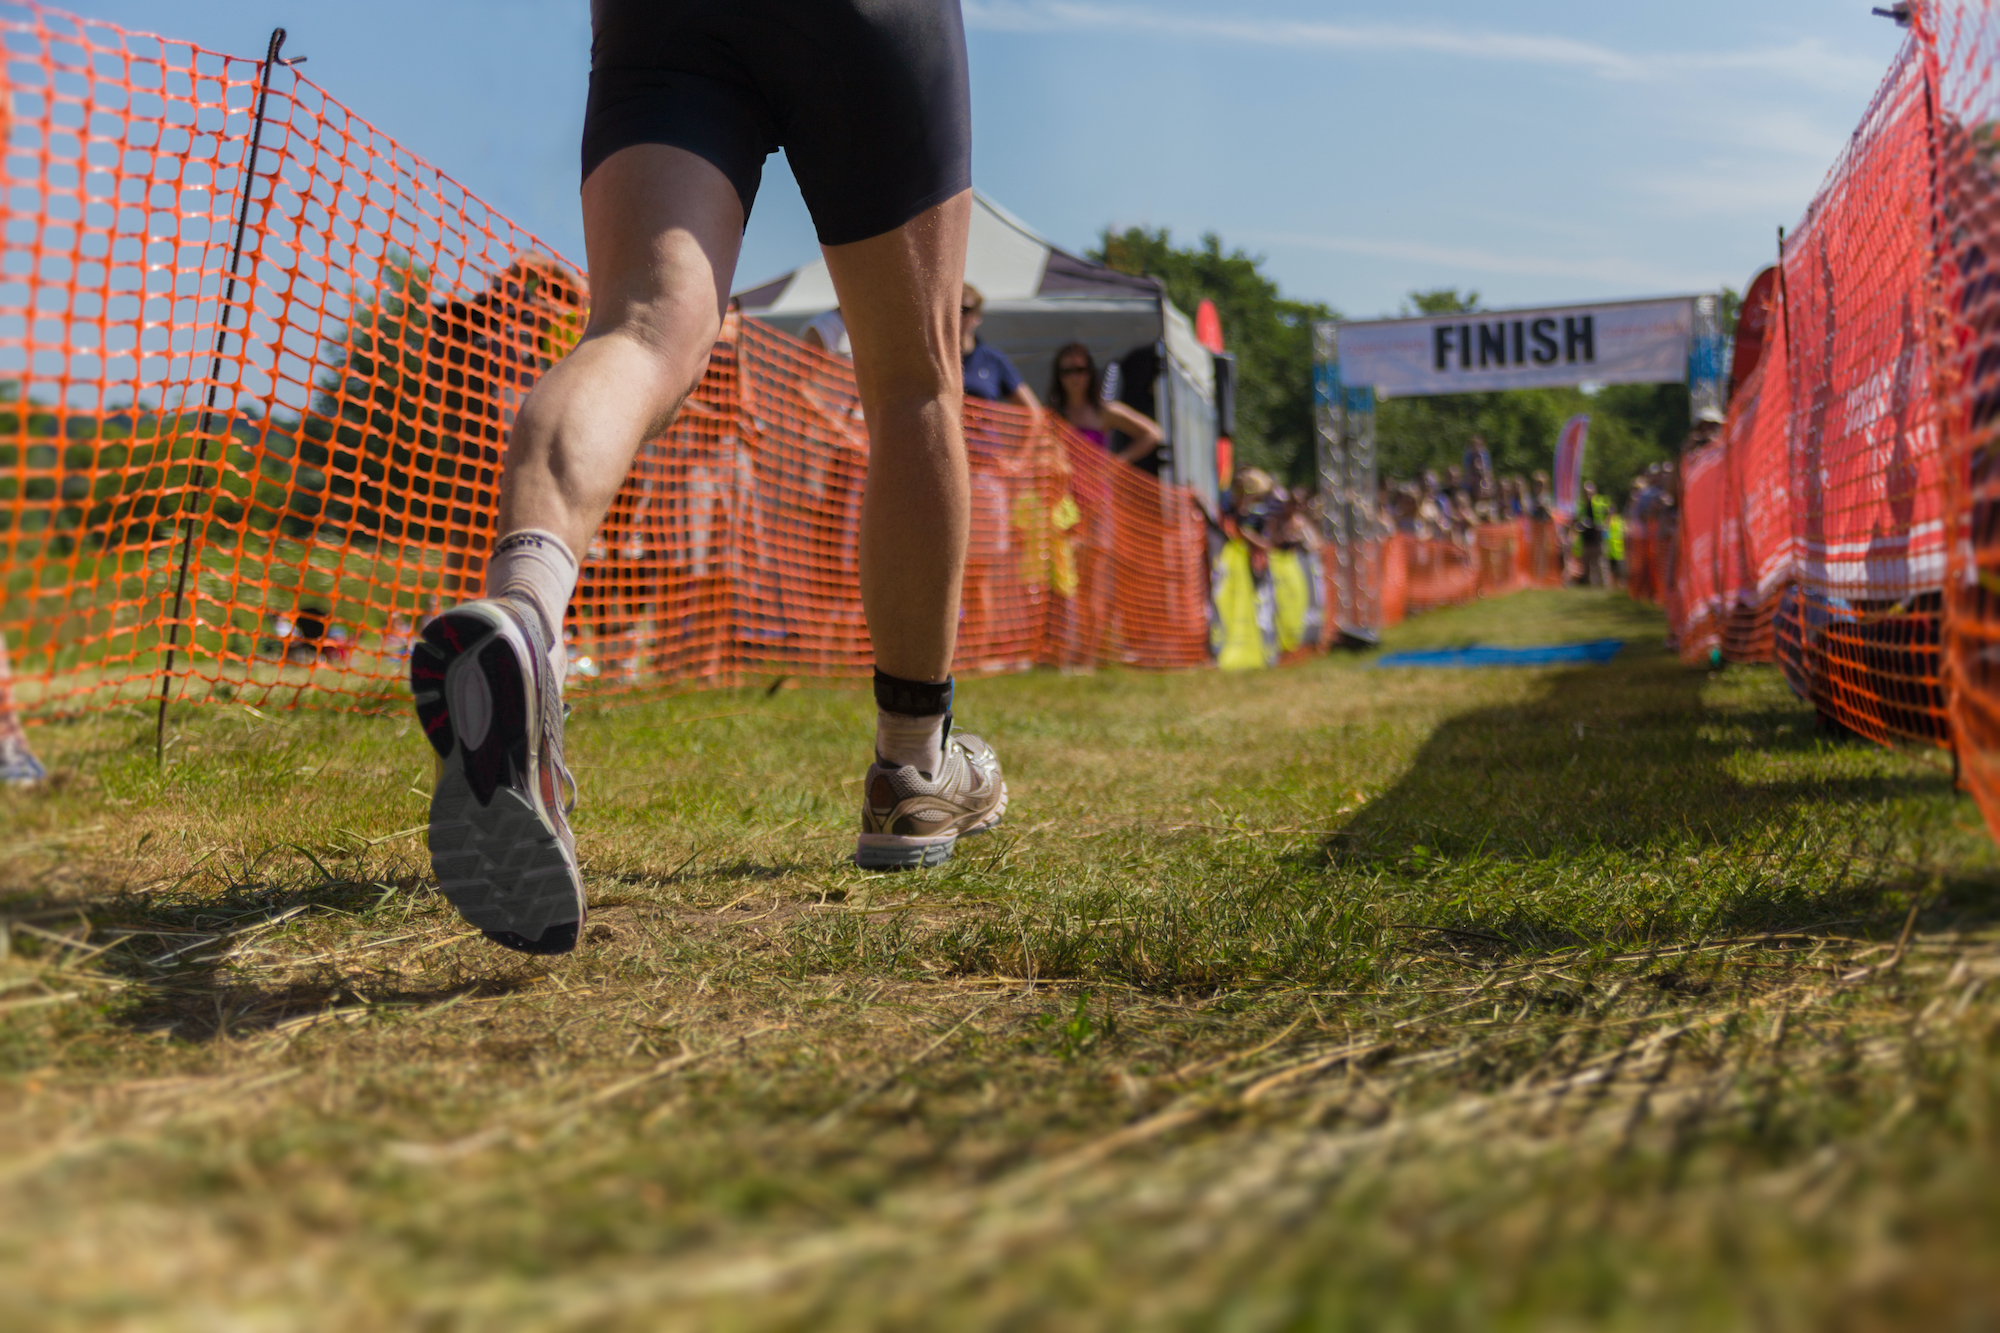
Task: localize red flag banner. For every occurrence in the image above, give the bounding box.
[1553,414,1589,518]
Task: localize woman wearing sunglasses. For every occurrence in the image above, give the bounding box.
[1042,343,1161,666]
[1046,343,1160,465]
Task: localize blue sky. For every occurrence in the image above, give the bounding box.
[74,1,1905,318]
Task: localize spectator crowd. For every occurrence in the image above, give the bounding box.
[1370,434,1683,591]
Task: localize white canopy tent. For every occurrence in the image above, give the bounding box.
[733,192,1220,507]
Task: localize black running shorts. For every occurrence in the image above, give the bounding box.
[582,0,972,247]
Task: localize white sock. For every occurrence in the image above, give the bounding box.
[486,529,578,686]
[876,709,947,776]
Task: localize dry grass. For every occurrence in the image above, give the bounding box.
[1,588,1998,1329]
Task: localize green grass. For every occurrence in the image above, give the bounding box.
[2,586,1999,1329]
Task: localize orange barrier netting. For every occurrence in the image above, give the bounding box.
[1374,534,1409,629]
[0,4,1213,724]
[1623,524,1669,607]
[1358,519,1563,632]
[1668,373,1792,671]
[1670,19,1950,746]
[1771,29,1947,746]
[1935,0,2000,830]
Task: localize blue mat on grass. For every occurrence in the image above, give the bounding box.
[1375,639,1626,669]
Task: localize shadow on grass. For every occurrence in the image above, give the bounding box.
[1311,647,1991,948]
[3,832,828,1043]
[0,870,552,1042]
[1325,648,1950,864]
[109,974,542,1042]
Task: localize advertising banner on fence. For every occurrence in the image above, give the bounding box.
[1329,297,1696,397]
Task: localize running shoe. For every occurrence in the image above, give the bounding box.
[410,597,584,954]
[0,733,45,786]
[855,720,1007,869]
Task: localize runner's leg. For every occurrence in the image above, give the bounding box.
[413,145,744,954]
[831,192,1008,869]
[499,144,745,556]
[824,190,972,685]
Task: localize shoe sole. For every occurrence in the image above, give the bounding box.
[0,756,45,786]
[412,607,583,955]
[853,784,1008,870]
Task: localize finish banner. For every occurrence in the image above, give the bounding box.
[1330,297,1696,398]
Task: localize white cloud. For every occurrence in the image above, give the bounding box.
[1708,108,1851,161]
[962,1,1884,91]
[1628,164,1834,222]
[1243,229,1721,293]
[1610,110,1849,220]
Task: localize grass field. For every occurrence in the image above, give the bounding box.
[3,587,1999,1329]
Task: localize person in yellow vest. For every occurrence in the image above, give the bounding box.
[1214,469,1280,669]
[1577,482,1609,586]
[1606,499,1626,588]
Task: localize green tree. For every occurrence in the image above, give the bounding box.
[1407,287,1480,316]
[1090,228,1335,485]
[1374,287,1689,502]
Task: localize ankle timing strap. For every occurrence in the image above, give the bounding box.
[873,669,952,717]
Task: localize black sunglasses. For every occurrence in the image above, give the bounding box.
[1060,364,1090,374]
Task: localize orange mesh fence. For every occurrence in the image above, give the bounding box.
[1527,519,1566,588]
[1935,0,2000,824]
[1374,532,1410,629]
[0,4,1215,725]
[1474,523,1519,592]
[1723,27,1944,739]
[572,319,1207,691]
[1350,518,1560,629]
[1067,410,1211,670]
[1472,519,1564,595]
[0,8,596,716]
[1668,14,1952,747]
[1722,318,1793,665]
[1674,318,1840,673]
[1624,530,1654,603]
[1649,0,2000,841]
[1769,32,1948,745]
[1626,519,1669,605]
[1403,538,1478,615]
[1672,442,1727,661]
[0,13,280,713]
